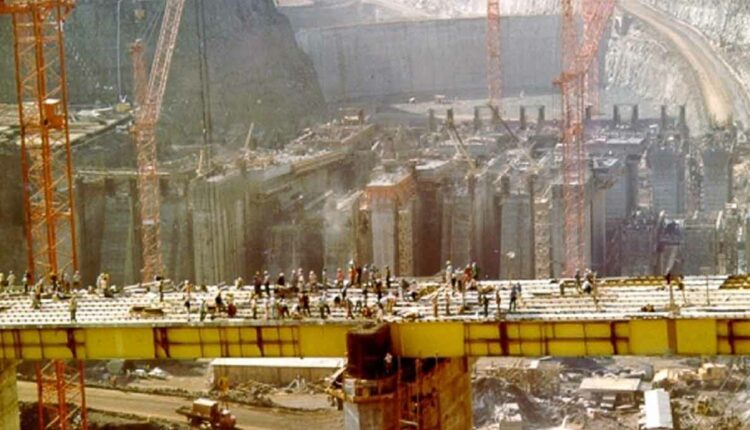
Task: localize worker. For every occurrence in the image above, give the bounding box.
[245,294,255,319]
[308,270,318,293]
[385,291,397,315]
[463,265,473,288]
[318,293,330,319]
[32,281,42,309]
[157,277,164,302]
[349,264,357,287]
[321,268,328,289]
[215,290,224,312]
[301,291,311,317]
[335,268,344,289]
[665,271,673,287]
[509,286,518,312]
[253,272,262,296]
[50,272,59,292]
[678,275,687,304]
[495,288,502,314]
[362,282,369,305]
[384,265,392,290]
[444,290,452,316]
[432,293,439,318]
[72,271,81,290]
[345,297,354,319]
[480,293,489,317]
[6,271,15,292]
[355,265,363,287]
[277,272,286,288]
[227,300,238,318]
[573,269,581,293]
[199,299,208,322]
[375,276,384,301]
[263,271,271,296]
[184,294,191,319]
[445,260,453,285]
[471,262,480,281]
[23,270,31,294]
[300,269,308,292]
[69,295,78,322]
[583,279,593,294]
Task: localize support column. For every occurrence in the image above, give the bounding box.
[0,361,20,430]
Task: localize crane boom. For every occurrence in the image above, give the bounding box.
[132,0,187,282]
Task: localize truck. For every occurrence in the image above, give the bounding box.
[176,398,237,429]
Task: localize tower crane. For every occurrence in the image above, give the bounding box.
[131,0,187,282]
[1,1,88,429]
[556,0,615,276]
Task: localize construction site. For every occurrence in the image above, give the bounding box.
[2,0,750,429]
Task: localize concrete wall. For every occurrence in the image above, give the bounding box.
[702,148,732,213]
[296,15,563,102]
[649,145,686,216]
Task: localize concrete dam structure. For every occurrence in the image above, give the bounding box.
[296,15,567,102]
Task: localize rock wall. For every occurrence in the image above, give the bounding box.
[606,13,708,133]
[0,0,324,141]
[641,0,750,126]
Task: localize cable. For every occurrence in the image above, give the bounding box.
[194,0,214,154]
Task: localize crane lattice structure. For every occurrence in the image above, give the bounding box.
[0,2,88,430]
[131,0,187,282]
[557,0,615,275]
[486,0,501,109]
[1,0,79,281]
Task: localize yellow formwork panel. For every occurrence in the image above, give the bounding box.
[298,325,351,357]
[675,320,717,355]
[730,321,750,337]
[518,323,543,340]
[85,328,155,359]
[239,327,258,343]
[393,322,464,357]
[547,340,587,356]
[19,330,41,345]
[39,329,69,345]
[583,323,613,339]
[467,324,500,340]
[166,327,202,343]
[733,340,750,355]
[629,320,669,355]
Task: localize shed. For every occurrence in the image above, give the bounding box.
[579,377,647,407]
[211,357,345,387]
[641,389,674,429]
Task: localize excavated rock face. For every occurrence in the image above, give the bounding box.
[0,0,324,143]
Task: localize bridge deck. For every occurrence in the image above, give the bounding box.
[0,276,749,359]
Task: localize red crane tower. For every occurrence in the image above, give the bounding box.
[1,1,88,429]
[1,0,79,281]
[557,0,615,275]
[487,0,502,109]
[131,0,186,282]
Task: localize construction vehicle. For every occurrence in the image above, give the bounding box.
[176,398,237,429]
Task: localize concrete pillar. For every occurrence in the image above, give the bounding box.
[0,361,19,430]
[428,109,436,132]
[550,184,565,277]
[632,104,639,125]
[613,105,621,125]
[519,106,527,130]
[591,186,607,274]
[445,108,454,128]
